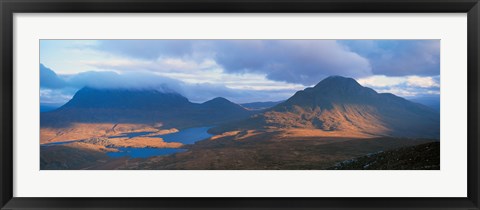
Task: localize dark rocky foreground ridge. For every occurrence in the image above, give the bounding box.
[330,141,440,170]
[115,137,438,170]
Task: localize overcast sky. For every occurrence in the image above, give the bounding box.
[40,40,440,104]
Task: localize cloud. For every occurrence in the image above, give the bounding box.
[180,83,296,103]
[59,40,440,86]
[40,88,78,104]
[92,40,372,86]
[96,40,196,60]
[358,75,440,97]
[375,86,440,97]
[84,57,218,74]
[81,52,309,93]
[44,40,440,86]
[40,64,297,104]
[357,75,405,87]
[358,75,439,88]
[40,40,441,104]
[340,40,440,76]
[62,71,184,93]
[213,40,372,86]
[406,76,440,88]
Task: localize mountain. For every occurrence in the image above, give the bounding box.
[60,87,191,110]
[41,87,252,128]
[40,103,63,112]
[408,96,440,112]
[202,97,245,110]
[211,76,440,138]
[241,101,284,110]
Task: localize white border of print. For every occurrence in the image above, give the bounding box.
[13,13,467,197]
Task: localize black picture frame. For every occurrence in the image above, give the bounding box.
[1,0,479,209]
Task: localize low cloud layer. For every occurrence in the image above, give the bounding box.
[358,75,440,97]
[40,64,298,104]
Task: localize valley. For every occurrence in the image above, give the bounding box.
[40,76,440,170]
[41,128,438,170]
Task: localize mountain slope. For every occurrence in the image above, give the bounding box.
[211,76,440,138]
[408,96,440,112]
[41,87,252,128]
[241,101,284,110]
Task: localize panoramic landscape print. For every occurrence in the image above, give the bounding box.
[40,40,440,170]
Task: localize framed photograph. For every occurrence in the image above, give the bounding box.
[1,0,479,209]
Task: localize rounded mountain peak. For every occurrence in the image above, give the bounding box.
[206,97,231,103]
[277,76,378,109]
[313,76,362,90]
[201,97,248,112]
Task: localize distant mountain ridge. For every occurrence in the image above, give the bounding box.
[211,76,440,138]
[42,76,440,138]
[41,87,253,128]
[40,103,63,113]
[241,101,284,110]
[408,96,440,112]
